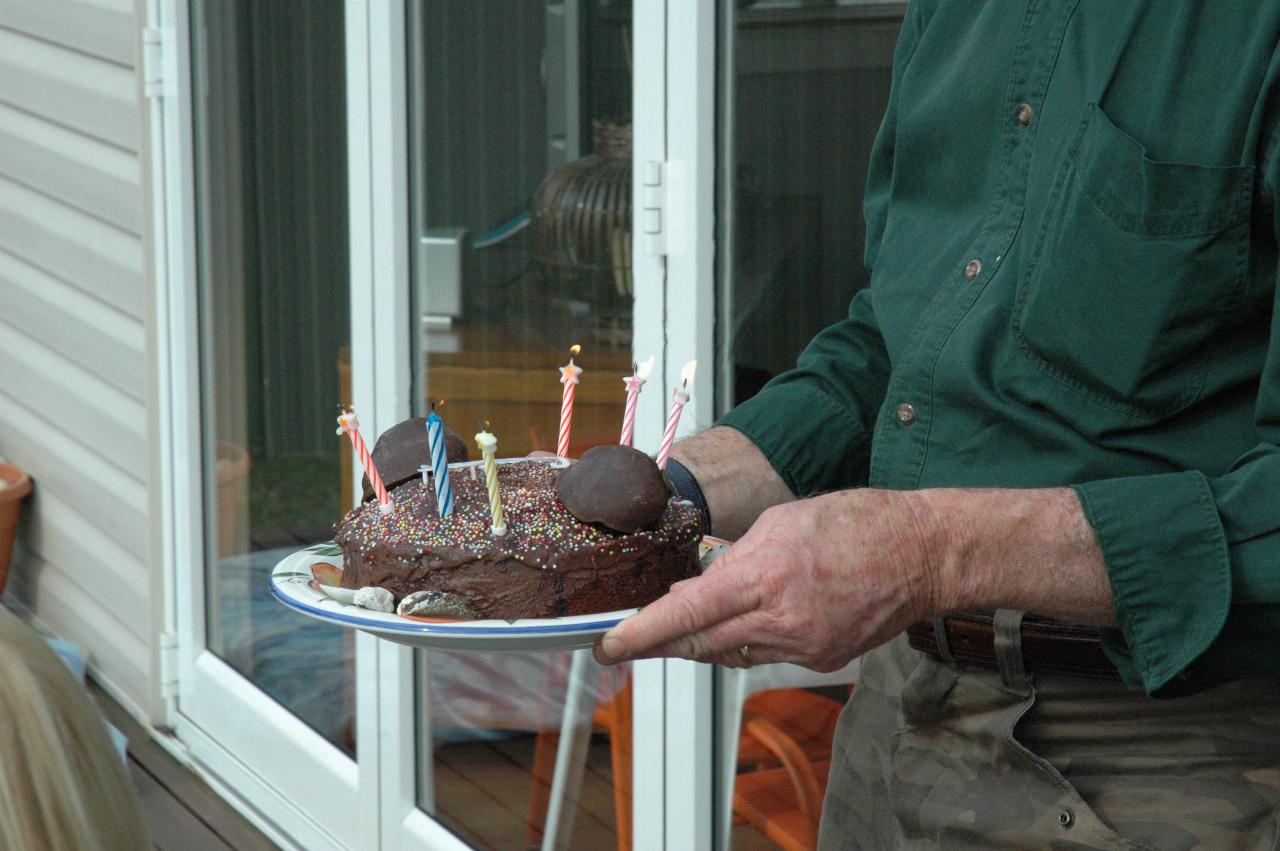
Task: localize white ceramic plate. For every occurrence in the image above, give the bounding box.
[269,537,729,652]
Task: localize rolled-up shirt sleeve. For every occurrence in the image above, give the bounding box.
[1074,167,1280,696]
[1075,430,1280,697]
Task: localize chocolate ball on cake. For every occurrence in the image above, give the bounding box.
[361,416,468,502]
[556,444,669,533]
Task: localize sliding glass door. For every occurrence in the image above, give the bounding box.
[162,1,729,848]
[385,2,676,848]
[171,1,376,849]
[374,3,721,847]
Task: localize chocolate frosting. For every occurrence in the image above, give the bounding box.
[336,460,702,619]
[362,416,469,501]
[556,444,669,533]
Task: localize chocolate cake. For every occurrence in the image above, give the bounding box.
[334,459,702,620]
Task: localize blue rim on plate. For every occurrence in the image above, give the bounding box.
[269,536,728,652]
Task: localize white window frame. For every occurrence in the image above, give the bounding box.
[377,0,718,847]
[637,2,718,848]
[149,0,382,847]
[148,0,720,847]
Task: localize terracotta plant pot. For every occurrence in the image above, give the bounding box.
[216,442,251,556]
[0,463,32,596]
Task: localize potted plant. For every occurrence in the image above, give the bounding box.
[0,463,32,596]
[216,442,251,557]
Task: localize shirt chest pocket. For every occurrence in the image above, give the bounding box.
[1014,103,1253,419]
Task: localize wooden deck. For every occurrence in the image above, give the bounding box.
[92,683,781,850]
[431,733,618,849]
[430,733,778,850]
[91,683,277,851]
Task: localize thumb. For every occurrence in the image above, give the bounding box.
[596,568,758,663]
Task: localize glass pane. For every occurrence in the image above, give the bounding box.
[406,1,635,847]
[192,0,356,759]
[718,2,903,848]
[416,651,631,850]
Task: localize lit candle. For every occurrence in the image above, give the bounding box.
[655,360,697,471]
[474,422,506,536]
[424,403,453,517]
[557,344,583,458]
[337,408,393,514]
[619,355,654,447]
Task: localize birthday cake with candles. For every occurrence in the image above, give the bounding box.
[333,448,702,620]
[331,351,703,620]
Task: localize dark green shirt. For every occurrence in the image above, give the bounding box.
[719,1,1280,696]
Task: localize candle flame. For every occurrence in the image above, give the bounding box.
[680,359,698,387]
[569,344,582,359]
[635,355,655,380]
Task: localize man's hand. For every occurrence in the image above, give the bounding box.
[595,488,942,669]
[593,486,1117,669]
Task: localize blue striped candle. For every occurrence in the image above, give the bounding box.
[425,408,453,517]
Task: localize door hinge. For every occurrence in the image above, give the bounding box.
[641,160,666,256]
[142,27,171,99]
[159,631,180,699]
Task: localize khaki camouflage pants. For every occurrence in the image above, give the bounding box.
[819,627,1280,849]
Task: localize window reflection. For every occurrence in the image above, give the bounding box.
[193,0,356,758]
[407,2,637,848]
[726,2,903,406]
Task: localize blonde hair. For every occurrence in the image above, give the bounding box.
[0,608,150,851]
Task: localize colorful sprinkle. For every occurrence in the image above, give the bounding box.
[334,460,701,571]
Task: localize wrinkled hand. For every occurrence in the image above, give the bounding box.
[593,488,943,670]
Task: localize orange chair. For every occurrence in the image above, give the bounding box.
[527,684,843,851]
[527,678,633,850]
[737,689,842,771]
[732,712,833,851]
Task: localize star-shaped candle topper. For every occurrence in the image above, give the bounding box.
[619,355,655,447]
[560,344,583,386]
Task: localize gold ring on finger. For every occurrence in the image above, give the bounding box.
[738,645,754,668]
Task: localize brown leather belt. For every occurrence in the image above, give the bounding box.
[906,610,1122,681]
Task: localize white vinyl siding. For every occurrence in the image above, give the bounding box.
[0,0,152,713]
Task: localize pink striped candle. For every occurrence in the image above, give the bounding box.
[655,360,697,470]
[619,355,654,447]
[337,408,393,514]
[557,345,583,458]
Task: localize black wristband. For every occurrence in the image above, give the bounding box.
[664,458,712,535]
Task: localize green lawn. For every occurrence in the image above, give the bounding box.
[248,453,342,540]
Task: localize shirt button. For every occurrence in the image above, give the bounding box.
[963,259,982,281]
[1016,102,1034,126]
[896,403,917,426]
